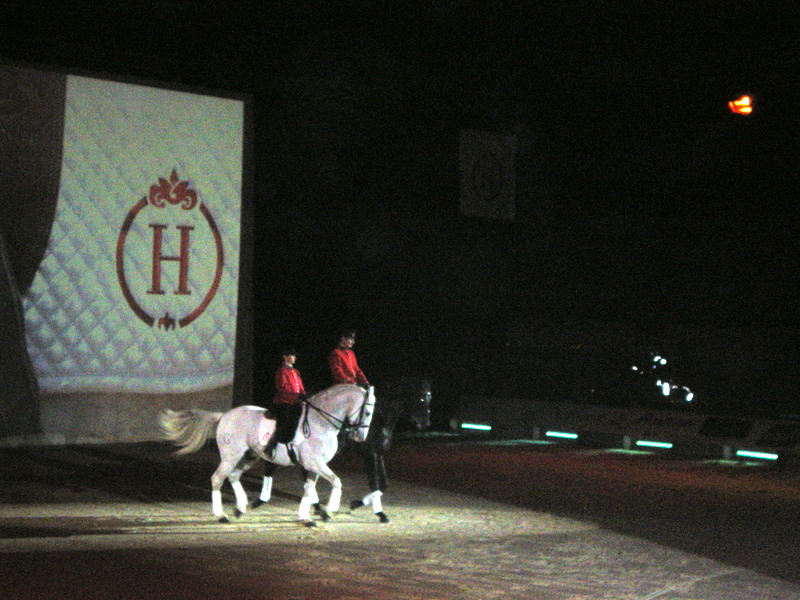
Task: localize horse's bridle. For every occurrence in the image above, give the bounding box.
[303,385,375,438]
[350,385,376,437]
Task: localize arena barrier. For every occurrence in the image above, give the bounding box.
[451,396,800,463]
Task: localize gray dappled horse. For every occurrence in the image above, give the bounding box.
[160,384,375,525]
[256,377,431,523]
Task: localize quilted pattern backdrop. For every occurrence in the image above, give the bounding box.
[23,76,244,394]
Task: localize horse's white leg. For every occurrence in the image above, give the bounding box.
[251,461,278,508]
[327,480,342,514]
[212,447,248,523]
[228,457,255,517]
[371,491,389,522]
[259,476,273,502]
[359,490,383,512]
[308,479,320,506]
[370,491,385,515]
[212,490,224,518]
[211,461,235,522]
[298,476,317,524]
[315,464,342,514]
[230,479,248,516]
[354,491,389,523]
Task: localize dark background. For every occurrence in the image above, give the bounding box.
[3,1,800,423]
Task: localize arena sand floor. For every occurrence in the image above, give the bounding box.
[1,435,799,599]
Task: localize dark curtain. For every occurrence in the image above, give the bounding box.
[0,65,66,436]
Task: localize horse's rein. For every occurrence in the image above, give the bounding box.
[303,386,374,435]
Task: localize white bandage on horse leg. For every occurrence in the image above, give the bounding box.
[361,491,376,506]
[327,486,342,513]
[298,495,312,521]
[371,490,383,514]
[298,479,316,521]
[260,476,273,502]
[231,480,248,513]
[212,490,224,517]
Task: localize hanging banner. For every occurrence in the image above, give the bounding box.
[459,129,517,221]
[22,75,245,396]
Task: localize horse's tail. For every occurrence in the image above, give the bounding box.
[160,409,223,456]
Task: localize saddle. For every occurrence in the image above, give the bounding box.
[257,413,300,465]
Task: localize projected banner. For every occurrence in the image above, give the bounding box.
[459,129,517,221]
[22,75,244,394]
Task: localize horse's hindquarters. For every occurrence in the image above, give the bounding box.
[216,406,269,456]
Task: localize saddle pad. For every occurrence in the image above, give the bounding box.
[22,75,244,394]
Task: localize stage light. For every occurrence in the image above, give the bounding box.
[736,449,778,460]
[728,95,752,115]
[635,440,673,449]
[545,430,579,440]
[460,422,492,431]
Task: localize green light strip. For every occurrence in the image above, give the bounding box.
[635,440,673,449]
[460,423,492,431]
[545,431,579,440]
[736,449,778,460]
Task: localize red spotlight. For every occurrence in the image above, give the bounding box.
[728,95,752,115]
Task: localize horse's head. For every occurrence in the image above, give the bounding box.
[404,380,432,431]
[347,385,376,443]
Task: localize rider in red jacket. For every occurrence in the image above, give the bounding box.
[329,330,369,386]
[273,357,306,404]
[265,347,306,457]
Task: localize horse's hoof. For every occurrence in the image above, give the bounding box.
[377,512,390,523]
[313,503,323,515]
[320,510,331,522]
[218,516,230,524]
[303,520,317,528]
[234,507,244,518]
[250,498,265,509]
[350,499,364,511]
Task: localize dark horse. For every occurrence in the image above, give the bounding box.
[253,376,431,523]
[345,376,431,522]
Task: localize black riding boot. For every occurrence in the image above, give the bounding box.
[263,436,278,459]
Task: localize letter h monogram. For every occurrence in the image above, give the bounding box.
[148,224,193,295]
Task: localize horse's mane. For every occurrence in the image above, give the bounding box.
[312,383,361,403]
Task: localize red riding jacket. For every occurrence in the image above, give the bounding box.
[273,366,306,405]
[328,347,369,385]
